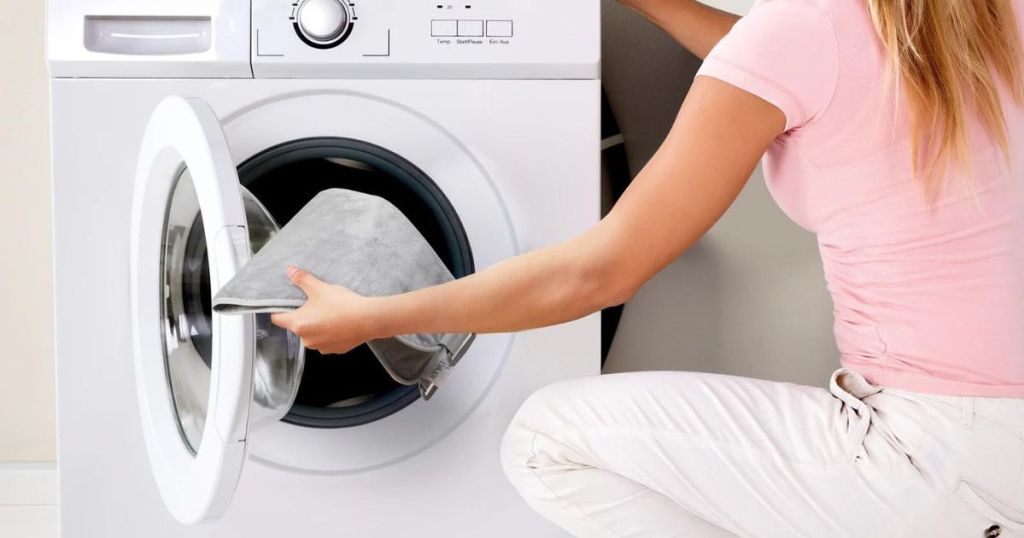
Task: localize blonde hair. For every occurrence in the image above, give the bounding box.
[868,0,1024,201]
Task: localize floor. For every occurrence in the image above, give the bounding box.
[0,463,58,538]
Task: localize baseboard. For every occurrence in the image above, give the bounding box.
[0,462,57,506]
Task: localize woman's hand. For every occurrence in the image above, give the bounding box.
[270,266,379,354]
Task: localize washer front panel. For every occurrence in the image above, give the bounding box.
[52,78,600,536]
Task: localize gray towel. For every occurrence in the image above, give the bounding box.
[212,189,472,399]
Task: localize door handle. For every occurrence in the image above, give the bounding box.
[84,16,212,56]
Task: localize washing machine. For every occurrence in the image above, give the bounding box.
[47,0,600,535]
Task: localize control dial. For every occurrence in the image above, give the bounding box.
[293,0,354,49]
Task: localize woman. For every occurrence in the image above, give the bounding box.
[272,0,1024,535]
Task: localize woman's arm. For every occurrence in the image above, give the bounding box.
[619,0,740,59]
[271,77,785,353]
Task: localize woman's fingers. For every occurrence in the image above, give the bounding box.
[271,315,355,355]
[272,266,319,331]
[270,311,296,331]
[286,265,326,296]
[271,309,314,349]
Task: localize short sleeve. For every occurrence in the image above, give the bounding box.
[696,0,840,132]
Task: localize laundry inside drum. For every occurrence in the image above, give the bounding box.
[238,138,474,428]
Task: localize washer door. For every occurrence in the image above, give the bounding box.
[129,96,254,524]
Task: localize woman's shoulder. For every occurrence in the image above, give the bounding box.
[747,0,872,28]
[745,0,880,54]
[710,0,884,134]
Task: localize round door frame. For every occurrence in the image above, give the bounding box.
[221,90,519,473]
[236,136,475,428]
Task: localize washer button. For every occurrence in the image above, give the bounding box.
[486,20,513,37]
[457,20,484,37]
[296,0,349,43]
[431,20,458,37]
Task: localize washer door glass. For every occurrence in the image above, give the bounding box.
[161,170,212,453]
[162,173,298,453]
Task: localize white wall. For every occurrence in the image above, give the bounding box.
[0,0,56,462]
[600,0,840,385]
[0,0,58,529]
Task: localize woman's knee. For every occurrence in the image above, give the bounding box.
[501,373,671,484]
[501,385,554,458]
[500,381,577,485]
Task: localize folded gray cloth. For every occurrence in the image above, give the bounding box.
[212,189,472,399]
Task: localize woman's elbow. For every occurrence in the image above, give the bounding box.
[573,259,641,312]
[602,272,641,308]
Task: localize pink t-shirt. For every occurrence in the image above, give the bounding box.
[697,0,1024,397]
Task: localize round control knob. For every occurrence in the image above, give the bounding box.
[296,0,349,44]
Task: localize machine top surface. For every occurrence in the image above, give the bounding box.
[47,0,600,79]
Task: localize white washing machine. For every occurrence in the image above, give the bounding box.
[47,1,600,536]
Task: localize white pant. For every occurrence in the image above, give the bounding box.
[501,369,1024,537]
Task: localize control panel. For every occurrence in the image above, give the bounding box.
[251,0,599,79]
[46,0,597,79]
